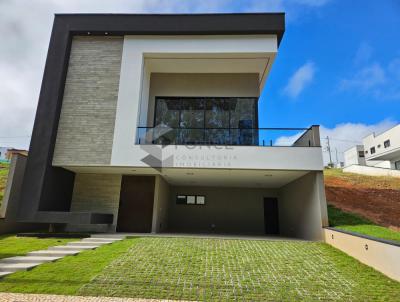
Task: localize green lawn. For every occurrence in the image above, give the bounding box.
[0,235,79,259]
[0,162,9,205]
[328,205,400,244]
[0,237,398,301]
[0,238,135,295]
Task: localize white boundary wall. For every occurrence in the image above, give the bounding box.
[343,164,400,178]
[324,228,400,281]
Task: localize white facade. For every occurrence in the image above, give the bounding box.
[99,35,323,172]
[363,124,400,170]
[111,35,278,167]
[344,145,366,167]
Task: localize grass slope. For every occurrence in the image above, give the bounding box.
[324,168,400,190]
[0,238,136,295]
[0,162,9,205]
[0,235,80,260]
[328,205,400,243]
[325,168,400,243]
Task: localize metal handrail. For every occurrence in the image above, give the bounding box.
[137,126,309,130]
[136,126,319,147]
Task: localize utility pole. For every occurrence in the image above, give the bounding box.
[335,148,339,167]
[326,136,333,167]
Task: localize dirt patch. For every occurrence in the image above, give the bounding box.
[325,175,400,231]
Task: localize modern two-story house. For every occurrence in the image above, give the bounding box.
[344,124,400,171]
[363,124,400,170]
[6,13,328,240]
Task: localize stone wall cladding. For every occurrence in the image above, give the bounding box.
[67,173,122,232]
[53,36,123,166]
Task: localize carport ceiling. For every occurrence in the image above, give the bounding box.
[161,168,308,188]
[64,166,308,188]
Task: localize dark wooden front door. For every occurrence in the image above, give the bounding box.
[264,198,279,235]
[117,176,155,233]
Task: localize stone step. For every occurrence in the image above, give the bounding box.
[66,241,105,247]
[0,256,62,264]
[0,262,42,272]
[28,250,81,257]
[0,271,13,278]
[48,245,98,251]
[81,237,122,243]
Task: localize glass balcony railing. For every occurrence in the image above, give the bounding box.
[136,126,321,147]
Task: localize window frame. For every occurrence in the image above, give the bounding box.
[370,147,376,154]
[175,194,206,205]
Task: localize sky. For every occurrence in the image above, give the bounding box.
[0,0,399,165]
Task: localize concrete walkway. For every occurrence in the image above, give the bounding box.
[0,293,185,302]
[0,234,126,278]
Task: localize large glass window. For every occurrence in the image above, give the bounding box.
[205,99,230,144]
[154,99,180,145]
[154,97,258,145]
[155,98,180,128]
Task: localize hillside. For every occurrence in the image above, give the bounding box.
[324,169,400,232]
[0,162,9,205]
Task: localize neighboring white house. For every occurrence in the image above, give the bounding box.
[344,145,366,167]
[344,124,400,176]
[363,124,400,170]
[0,147,9,161]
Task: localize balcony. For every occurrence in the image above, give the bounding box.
[136,126,321,147]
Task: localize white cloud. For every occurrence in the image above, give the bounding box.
[274,119,397,165]
[339,60,400,100]
[340,63,386,92]
[354,42,373,65]
[282,61,316,98]
[274,132,303,146]
[320,120,397,165]
[388,58,400,80]
[339,43,400,101]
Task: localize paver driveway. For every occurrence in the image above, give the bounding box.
[78,237,399,301]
